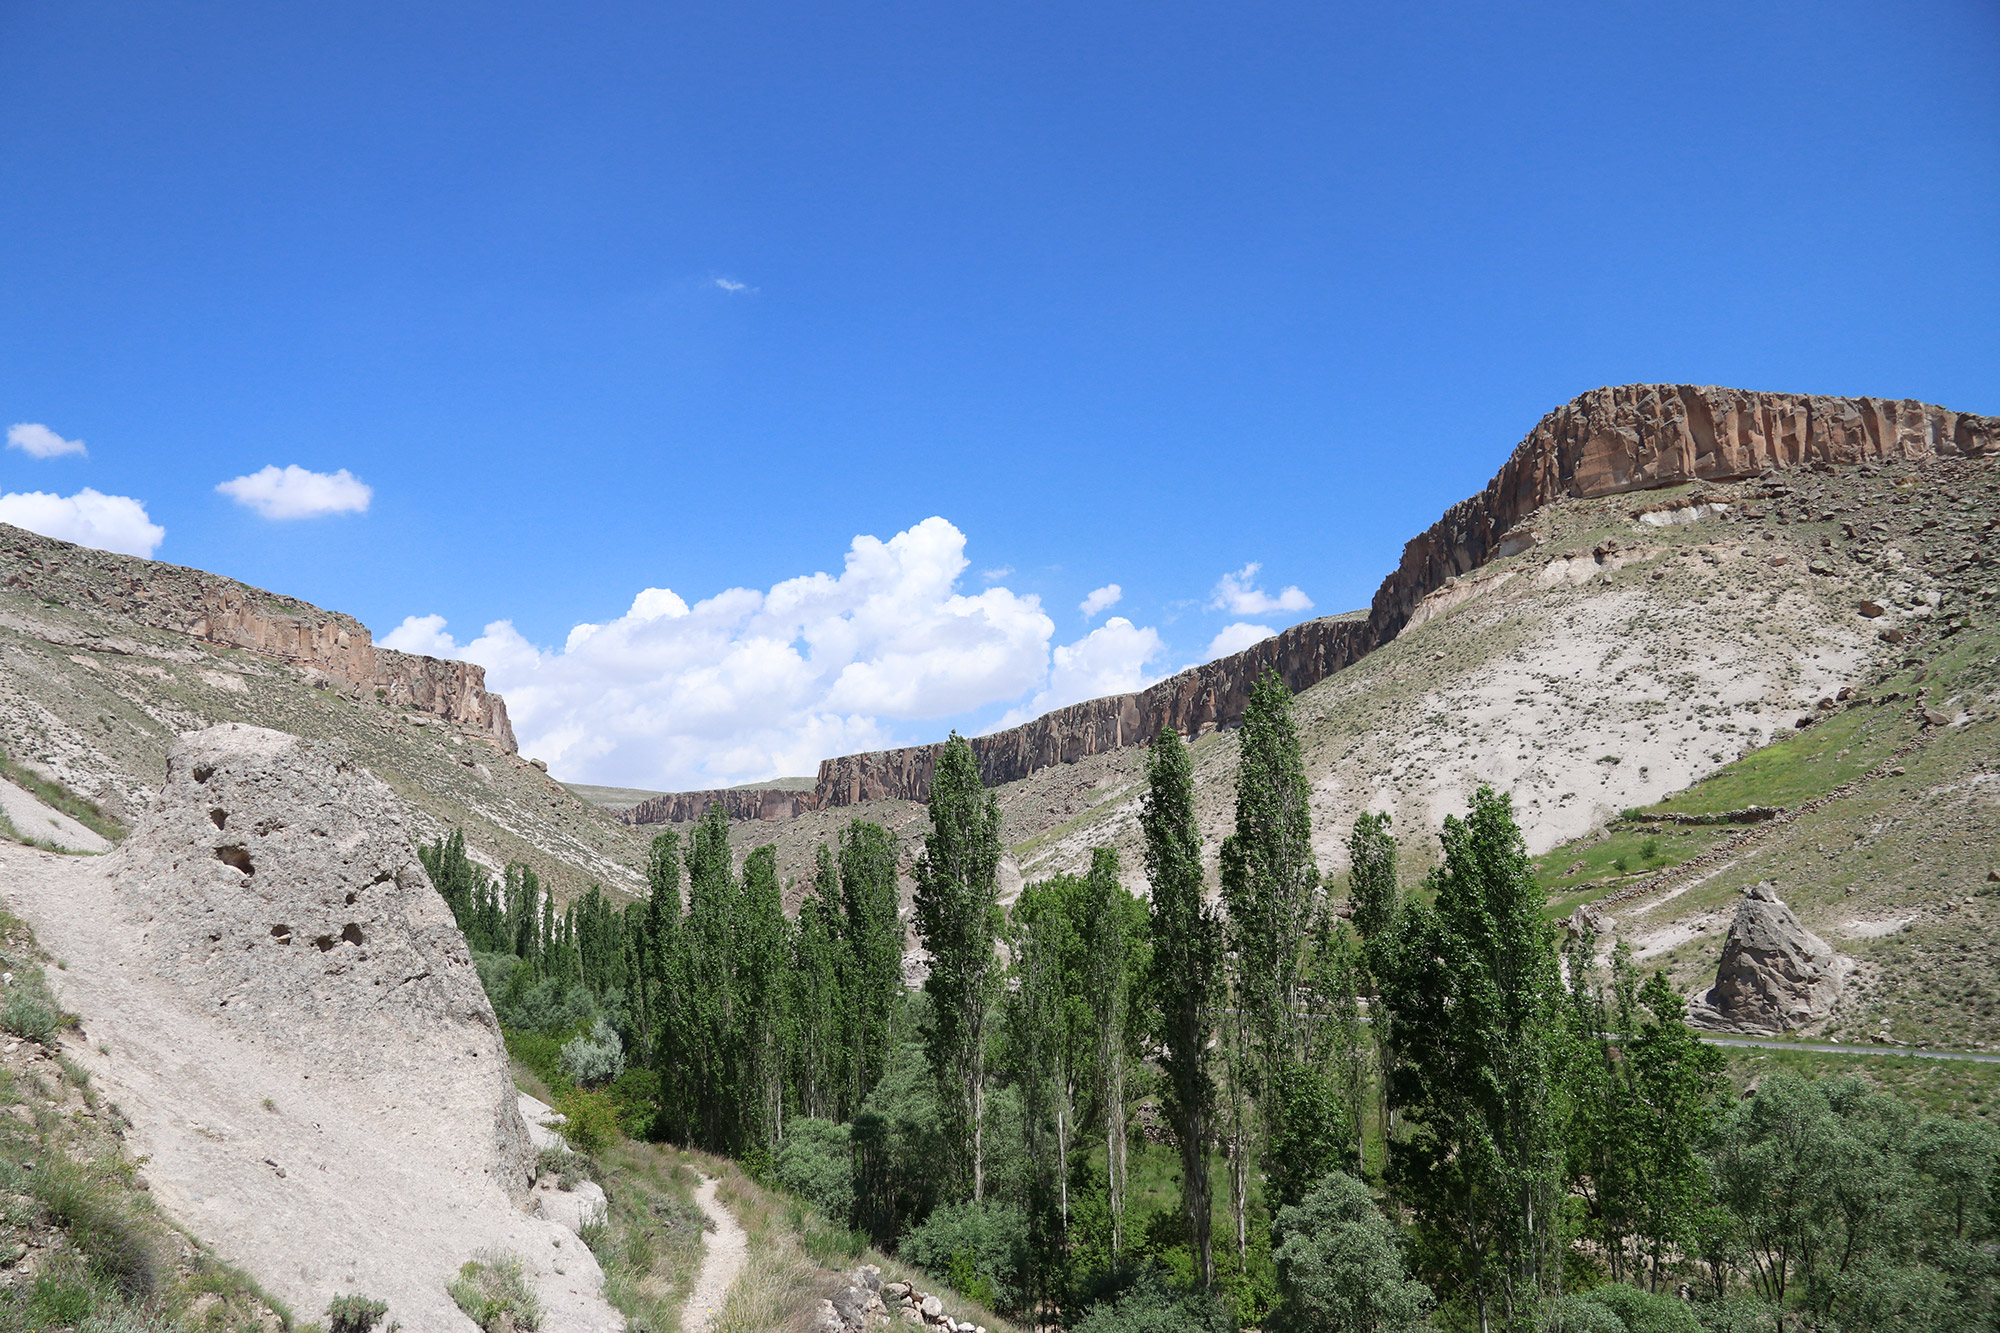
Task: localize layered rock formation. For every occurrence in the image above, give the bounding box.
[624,783,819,825]
[1691,881,1846,1033]
[0,524,515,749]
[629,384,1997,820]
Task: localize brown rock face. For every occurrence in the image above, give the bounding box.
[1692,881,1845,1033]
[626,383,1992,820]
[625,785,820,824]
[0,524,516,750]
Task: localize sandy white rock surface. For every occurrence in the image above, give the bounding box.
[0,775,109,852]
[683,1173,747,1332]
[0,724,621,1332]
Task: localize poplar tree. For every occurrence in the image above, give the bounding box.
[913,733,1003,1200]
[838,819,904,1115]
[683,802,743,1150]
[791,854,848,1121]
[1079,846,1145,1255]
[1346,811,1400,943]
[1375,786,1566,1333]
[1140,726,1222,1288]
[739,844,792,1147]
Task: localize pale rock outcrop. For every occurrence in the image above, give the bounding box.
[1,724,617,1331]
[1691,881,1845,1033]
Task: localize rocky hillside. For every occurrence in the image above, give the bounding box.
[632,383,1996,824]
[0,527,650,896]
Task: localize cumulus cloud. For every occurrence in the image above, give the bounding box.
[1203,622,1274,661]
[388,517,1098,790]
[0,488,164,557]
[216,465,372,519]
[7,423,87,459]
[1209,562,1312,616]
[713,277,749,292]
[1079,583,1123,619]
[995,616,1166,729]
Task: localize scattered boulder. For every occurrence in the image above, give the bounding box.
[1562,904,1613,939]
[1690,882,1845,1034]
[1857,600,1887,617]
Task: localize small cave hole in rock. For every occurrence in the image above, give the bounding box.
[215,846,254,875]
[209,809,227,830]
[192,764,215,784]
[341,923,365,947]
[313,934,336,952]
[344,891,357,905]
[270,925,292,945]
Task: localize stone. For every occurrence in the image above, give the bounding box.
[1562,904,1613,938]
[1922,709,1951,727]
[923,1295,944,1318]
[1879,627,1908,643]
[1691,882,1844,1033]
[1857,600,1887,617]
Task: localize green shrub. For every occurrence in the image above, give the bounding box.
[773,1116,853,1224]
[553,1088,618,1157]
[1072,1269,1237,1333]
[448,1250,542,1332]
[1,974,62,1044]
[1546,1294,1629,1333]
[1271,1172,1432,1333]
[30,1157,159,1300]
[1585,1284,1701,1333]
[325,1293,390,1332]
[898,1198,1028,1315]
[557,1017,624,1086]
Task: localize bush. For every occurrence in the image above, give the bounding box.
[30,1157,159,1301]
[325,1293,390,1332]
[1071,1269,1237,1333]
[898,1198,1029,1315]
[1271,1171,1431,1333]
[554,1087,619,1157]
[1,972,63,1044]
[773,1117,853,1224]
[1585,1284,1701,1333]
[558,1017,624,1086]
[448,1250,542,1332]
[1546,1295,1629,1333]
[497,976,598,1036]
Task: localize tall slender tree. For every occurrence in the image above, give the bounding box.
[791,858,848,1121]
[912,733,1004,1200]
[739,844,792,1147]
[839,819,904,1116]
[1141,726,1222,1288]
[1375,786,1567,1333]
[1079,846,1145,1256]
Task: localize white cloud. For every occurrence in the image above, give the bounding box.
[215,465,372,519]
[1203,622,1274,661]
[713,277,749,292]
[1079,583,1123,619]
[0,488,164,557]
[7,423,87,459]
[1209,562,1312,616]
[380,613,459,657]
[396,517,1109,790]
[995,617,1166,729]
[980,565,1013,582]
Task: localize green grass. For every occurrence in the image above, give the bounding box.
[0,746,126,843]
[1534,822,1736,902]
[1722,1046,2000,1123]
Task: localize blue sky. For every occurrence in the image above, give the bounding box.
[4,2,1996,789]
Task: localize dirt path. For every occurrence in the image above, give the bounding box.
[683,1173,748,1331]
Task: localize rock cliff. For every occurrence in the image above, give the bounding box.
[624,784,820,825]
[629,384,1997,820]
[0,524,516,749]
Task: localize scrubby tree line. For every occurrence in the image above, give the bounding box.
[431,669,2000,1333]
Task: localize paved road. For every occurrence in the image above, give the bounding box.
[1699,1035,2000,1064]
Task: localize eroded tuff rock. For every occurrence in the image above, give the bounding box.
[0,524,514,748]
[631,384,1996,818]
[1691,881,1845,1034]
[110,723,532,1182]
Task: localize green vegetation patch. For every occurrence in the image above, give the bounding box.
[1722,1046,2000,1123]
[0,746,126,844]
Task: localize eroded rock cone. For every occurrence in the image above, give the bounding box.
[1691,881,1843,1033]
[108,722,532,1190]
